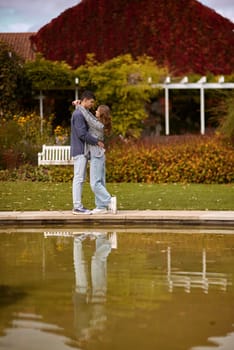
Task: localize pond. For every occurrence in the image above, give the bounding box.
[0,228,233,350]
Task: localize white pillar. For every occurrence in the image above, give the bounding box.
[165,87,170,135]
[75,77,79,100]
[200,87,205,135]
[75,88,79,100]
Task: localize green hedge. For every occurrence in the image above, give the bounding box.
[0,135,233,184]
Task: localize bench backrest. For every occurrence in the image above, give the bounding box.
[38,145,73,165]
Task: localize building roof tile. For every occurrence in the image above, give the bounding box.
[0,32,36,61]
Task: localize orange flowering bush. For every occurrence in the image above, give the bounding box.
[13,113,53,144]
[0,113,53,169]
[106,136,234,184]
[54,125,69,145]
[0,135,233,184]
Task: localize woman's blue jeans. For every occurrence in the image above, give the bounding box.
[90,154,111,209]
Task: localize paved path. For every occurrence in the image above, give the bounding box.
[0,210,233,228]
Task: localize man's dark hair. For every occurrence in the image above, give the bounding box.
[80,90,96,100]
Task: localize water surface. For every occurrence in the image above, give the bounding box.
[0,228,233,350]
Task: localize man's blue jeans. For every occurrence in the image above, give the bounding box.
[90,155,111,209]
[73,155,88,209]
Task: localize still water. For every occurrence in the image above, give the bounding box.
[0,228,233,350]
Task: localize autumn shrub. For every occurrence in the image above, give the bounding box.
[0,119,24,169]
[0,113,54,169]
[208,91,234,145]
[218,93,234,144]
[0,164,73,182]
[106,135,234,184]
[0,135,233,184]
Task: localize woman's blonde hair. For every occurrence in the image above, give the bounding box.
[98,105,112,136]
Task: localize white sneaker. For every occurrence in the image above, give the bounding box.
[91,208,108,214]
[108,196,117,214]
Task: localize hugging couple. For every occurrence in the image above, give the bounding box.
[71,90,117,215]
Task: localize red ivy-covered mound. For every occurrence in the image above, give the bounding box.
[31,0,234,75]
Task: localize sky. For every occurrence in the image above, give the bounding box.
[0,0,233,33]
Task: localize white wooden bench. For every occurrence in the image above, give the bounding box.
[38,145,73,165]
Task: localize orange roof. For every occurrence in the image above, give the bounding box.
[0,32,36,61]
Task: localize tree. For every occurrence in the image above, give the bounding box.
[24,54,77,126]
[24,54,74,91]
[0,41,26,119]
[217,92,234,144]
[74,54,167,137]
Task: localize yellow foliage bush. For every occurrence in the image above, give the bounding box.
[106,135,234,184]
[0,135,233,184]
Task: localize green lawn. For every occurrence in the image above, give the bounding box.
[0,181,233,211]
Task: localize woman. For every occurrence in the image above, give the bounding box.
[75,103,117,214]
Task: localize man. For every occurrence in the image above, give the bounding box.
[71,90,104,214]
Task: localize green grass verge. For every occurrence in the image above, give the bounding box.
[0,181,233,211]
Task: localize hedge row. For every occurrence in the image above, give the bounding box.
[106,136,234,183]
[0,136,233,184]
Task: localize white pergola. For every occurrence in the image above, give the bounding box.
[151,76,234,135]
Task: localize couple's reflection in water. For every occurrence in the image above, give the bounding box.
[73,232,116,344]
[43,229,232,348]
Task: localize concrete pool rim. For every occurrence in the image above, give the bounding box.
[0,210,233,228]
